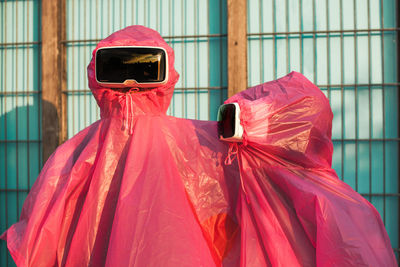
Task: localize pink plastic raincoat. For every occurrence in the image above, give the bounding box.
[1,25,397,266]
[225,74,397,266]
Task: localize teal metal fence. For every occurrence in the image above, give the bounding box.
[247,0,399,259]
[0,0,42,266]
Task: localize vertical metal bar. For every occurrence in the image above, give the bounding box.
[195,0,198,119]
[143,1,150,26]
[4,0,8,264]
[286,0,289,73]
[169,0,174,116]
[207,0,210,120]
[136,0,138,25]
[248,3,253,84]
[273,0,276,79]
[72,0,75,136]
[312,0,316,83]
[107,0,110,34]
[259,0,264,83]
[181,0,185,117]
[60,0,67,144]
[220,0,223,106]
[219,0,223,108]
[354,0,359,192]
[157,0,160,31]
[96,0,99,43]
[120,0,123,29]
[84,0,87,128]
[15,0,20,220]
[326,0,331,102]
[124,0,127,29]
[299,0,303,73]
[27,0,31,191]
[96,0,99,120]
[367,0,372,202]
[38,0,43,176]
[380,0,386,225]
[340,0,344,181]
[227,0,248,96]
[397,0,400,257]
[77,0,81,132]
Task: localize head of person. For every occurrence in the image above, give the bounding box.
[87,25,179,117]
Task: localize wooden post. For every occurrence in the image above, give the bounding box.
[227,0,248,97]
[41,0,63,162]
[60,0,68,144]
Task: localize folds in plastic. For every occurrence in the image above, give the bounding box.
[1,25,397,266]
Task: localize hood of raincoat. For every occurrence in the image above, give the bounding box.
[87,25,179,118]
[226,71,333,169]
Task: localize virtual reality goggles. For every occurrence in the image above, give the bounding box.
[217,103,243,142]
[95,46,168,88]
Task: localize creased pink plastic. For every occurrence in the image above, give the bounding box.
[1,25,397,266]
[225,72,397,266]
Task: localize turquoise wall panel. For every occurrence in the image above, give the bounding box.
[0,0,42,266]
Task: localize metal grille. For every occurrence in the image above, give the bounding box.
[0,0,42,266]
[247,0,399,259]
[64,0,228,138]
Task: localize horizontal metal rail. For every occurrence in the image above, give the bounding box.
[0,188,30,192]
[332,138,400,142]
[247,27,400,36]
[0,140,41,143]
[1,83,397,97]
[0,91,41,96]
[318,83,400,88]
[60,33,227,44]
[0,41,41,47]
[61,87,228,94]
[360,193,400,197]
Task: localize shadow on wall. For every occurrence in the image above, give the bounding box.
[0,97,59,267]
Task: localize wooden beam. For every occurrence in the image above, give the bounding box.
[227,0,248,97]
[41,0,62,162]
[60,0,68,144]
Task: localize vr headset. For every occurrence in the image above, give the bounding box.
[95,46,168,88]
[217,103,243,142]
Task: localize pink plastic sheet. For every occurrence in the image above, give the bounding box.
[1,26,396,266]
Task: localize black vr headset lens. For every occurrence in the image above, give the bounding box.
[218,104,236,138]
[217,103,243,142]
[96,47,167,84]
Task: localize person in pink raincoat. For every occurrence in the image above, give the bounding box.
[1,25,241,266]
[224,73,397,266]
[1,25,397,266]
